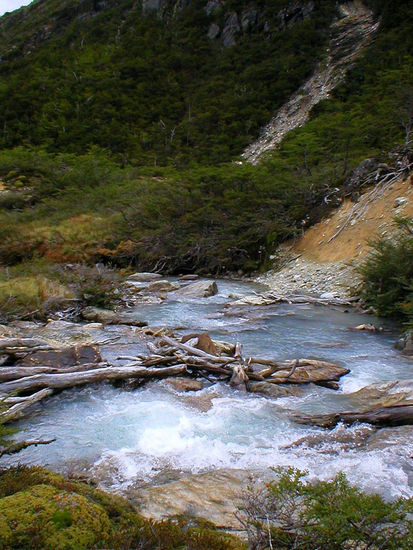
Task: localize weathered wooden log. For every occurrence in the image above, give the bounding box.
[0,362,110,382]
[0,438,56,457]
[0,388,54,422]
[230,365,249,391]
[231,293,352,307]
[0,364,187,395]
[0,366,57,382]
[0,338,52,351]
[160,335,233,361]
[292,404,413,429]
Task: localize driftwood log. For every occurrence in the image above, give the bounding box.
[0,364,187,395]
[0,388,54,422]
[293,404,413,429]
[0,438,56,458]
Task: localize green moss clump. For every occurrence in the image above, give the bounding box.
[0,484,110,549]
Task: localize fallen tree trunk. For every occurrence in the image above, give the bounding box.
[0,388,54,422]
[293,404,413,428]
[0,364,187,395]
[0,362,110,382]
[0,366,57,382]
[0,438,56,457]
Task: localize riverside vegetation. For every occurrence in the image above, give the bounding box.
[0,0,413,548]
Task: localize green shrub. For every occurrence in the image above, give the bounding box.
[238,467,413,550]
[358,221,413,326]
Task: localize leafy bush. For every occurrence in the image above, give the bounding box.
[358,220,413,326]
[55,263,122,309]
[237,467,413,550]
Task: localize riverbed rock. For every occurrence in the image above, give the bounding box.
[19,345,102,368]
[127,272,163,282]
[145,280,179,293]
[268,359,350,385]
[173,280,218,298]
[248,381,301,398]
[229,294,274,306]
[81,307,147,327]
[163,377,203,392]
[395,330,413,357]
[135,469,248,530]
[351,323,379,332]
[181,333,219,355]
[178,274,199,281]
[346,380,413,408]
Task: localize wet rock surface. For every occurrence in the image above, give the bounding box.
[133,469,248,530]
[173,280,218,298]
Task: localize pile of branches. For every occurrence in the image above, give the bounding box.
[0,333,350,426]
[119,334,350,391]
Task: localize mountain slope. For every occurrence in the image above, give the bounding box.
[0,0,339,164]
[0,0,411,287]
[243,1,379,163]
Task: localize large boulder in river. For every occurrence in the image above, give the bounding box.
[268,359,350,385]
[173,280,218,298]
[127,272,162,282]
[145,280,179,293]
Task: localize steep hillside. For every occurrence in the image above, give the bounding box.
[0,0,412,320]
[0,0,338,164]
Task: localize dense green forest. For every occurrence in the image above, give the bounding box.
[0,0,412,319]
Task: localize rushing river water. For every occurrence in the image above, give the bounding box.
[5,279,413,502]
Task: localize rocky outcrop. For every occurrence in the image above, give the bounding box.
[278,1,314,30]
[243,2,379,163]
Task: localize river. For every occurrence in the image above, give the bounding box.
[4,278,413,511]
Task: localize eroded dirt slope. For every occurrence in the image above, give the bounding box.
[259,177,413,297]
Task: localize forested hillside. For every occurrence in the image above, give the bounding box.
[0,0,412,318]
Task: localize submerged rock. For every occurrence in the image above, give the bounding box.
[163,377,203,392]
[248,381,301,399]
[173,280,218,298]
